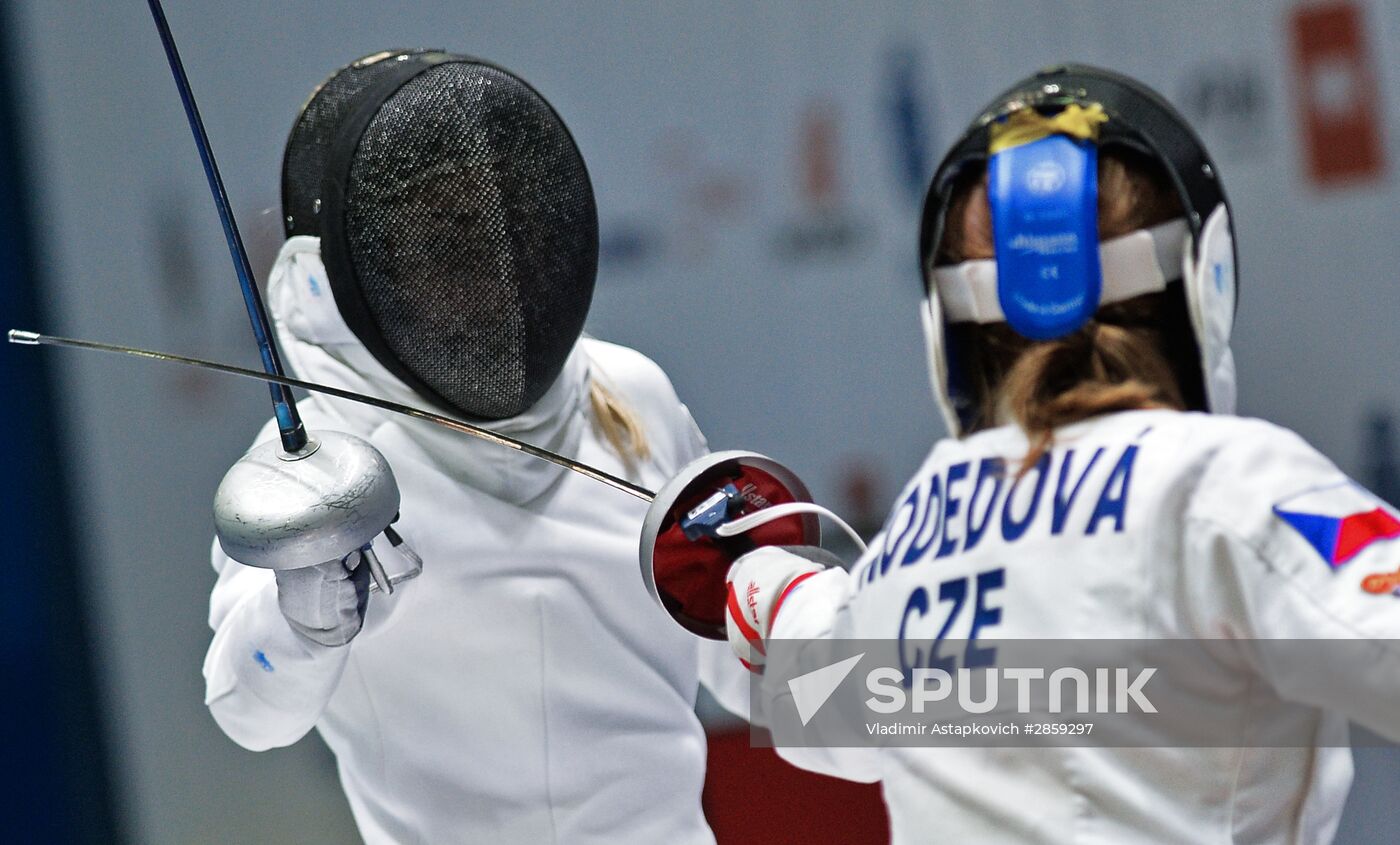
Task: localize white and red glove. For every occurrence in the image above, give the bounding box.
[725,546,832,673]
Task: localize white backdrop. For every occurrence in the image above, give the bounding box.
[10,1,1399,841]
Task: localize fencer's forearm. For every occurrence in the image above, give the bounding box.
[765,567,850,640]
[697,639,760,725]
[763,636,882,783]
[761,569,883,782]
[204,581,351,751]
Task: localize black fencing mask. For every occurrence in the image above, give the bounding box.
[283,51,598,420]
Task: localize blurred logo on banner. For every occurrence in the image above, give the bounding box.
[1288,0,1386,187]
[1178,61,1270,162]
[884,45,936,202]
[151,186,286,401]
[152,188,206,327]
[819,459,887,562]
[151,186,217,400]
[774,102,868,260]
[598,219,662,268]
[601,129,754,271]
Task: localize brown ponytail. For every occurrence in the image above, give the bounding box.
[589,379,651,474]
[939,150,1191,467]
[998,304,1185,467]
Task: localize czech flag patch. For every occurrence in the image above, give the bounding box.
[1272,482,1400,568]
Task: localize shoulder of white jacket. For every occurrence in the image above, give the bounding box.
[1060,410,1314,461]
[579,337,708,475]
[1186,414,1324,468]
[936,410,1328,505]
[580,337,683,408]
[1183,414,1343,535]
[580,336,670,379]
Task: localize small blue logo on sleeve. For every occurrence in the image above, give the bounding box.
[253,650,274,673]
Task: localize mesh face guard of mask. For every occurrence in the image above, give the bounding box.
[283,51,599,420]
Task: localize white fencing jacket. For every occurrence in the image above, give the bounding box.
[204,237,748,845]
[767,409,1400,844]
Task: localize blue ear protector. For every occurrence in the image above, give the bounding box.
[988,132,1100,340]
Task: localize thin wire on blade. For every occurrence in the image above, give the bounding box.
[8,330,654,502]
[714,501,868,553]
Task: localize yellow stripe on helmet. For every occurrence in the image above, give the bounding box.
[988,103,1108,154]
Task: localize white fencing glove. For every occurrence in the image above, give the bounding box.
[725,546,835,673]
[274,553,371,647]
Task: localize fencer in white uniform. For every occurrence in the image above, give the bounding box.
[206,238,747,844]
[204,52,746,845]
[723,66,1400,844]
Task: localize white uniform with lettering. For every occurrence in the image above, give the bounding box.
[203,238,748,845]
[764,408,1400,844]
